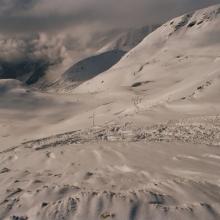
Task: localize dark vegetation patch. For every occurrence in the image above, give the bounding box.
[131,81,153,88]
[197,20,204,25]
[187,21,196,28]
[174,14,193,31]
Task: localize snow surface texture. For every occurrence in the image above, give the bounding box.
[0,4,220,220]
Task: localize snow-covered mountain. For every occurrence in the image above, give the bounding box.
[75,4,220,107]
[44,25,159,91]
[0,25,157,87]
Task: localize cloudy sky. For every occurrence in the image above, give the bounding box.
[0,0,219,73]
[0,0,219,33]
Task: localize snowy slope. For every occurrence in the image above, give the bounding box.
[75,5,220,107]
[48,50,126,91]
[63,50,126,82]
[48,25,157,92]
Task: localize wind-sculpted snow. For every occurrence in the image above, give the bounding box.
[3,186,220,220]
[6,116,219,153]
[0,116,220,220]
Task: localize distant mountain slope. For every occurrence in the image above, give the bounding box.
[46,50,126,91]
[64,50,126,81]
[0,25,158,88]
[46,25,158,92]
[75,4,220,106]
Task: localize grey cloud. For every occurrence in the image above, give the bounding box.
[0,0,219,33]
[0,0,37,15]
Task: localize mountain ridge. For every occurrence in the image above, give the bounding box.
[74,4,220,110]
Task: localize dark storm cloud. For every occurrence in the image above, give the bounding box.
[0,0,219,33]
[0,0,37,14]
